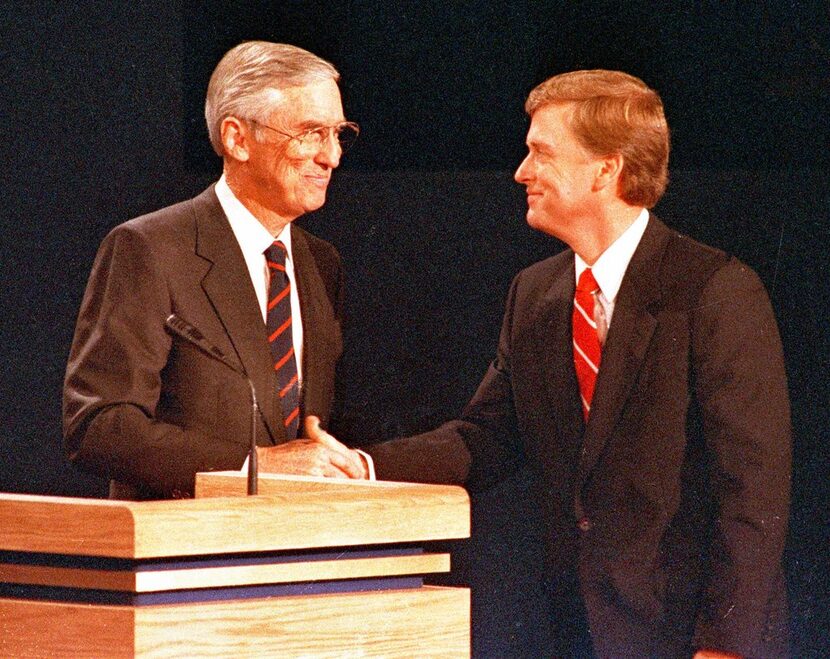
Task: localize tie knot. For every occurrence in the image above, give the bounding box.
[576,268,600,295]
[265,240,287,268]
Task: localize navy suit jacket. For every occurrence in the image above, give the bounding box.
[63,186,343,499]
[368,215,791,657]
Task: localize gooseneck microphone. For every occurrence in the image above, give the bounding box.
[164,314,260,495]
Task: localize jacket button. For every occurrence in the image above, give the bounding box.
[577,517,592,532]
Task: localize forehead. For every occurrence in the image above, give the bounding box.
[526,103,578,147]
[266,78,345,127]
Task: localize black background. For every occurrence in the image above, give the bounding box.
[1,2,828,656]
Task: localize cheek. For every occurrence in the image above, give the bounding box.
[537,172,565,200]
[265,159,287,184]
[551,170,585,200]
[273,161,305,195]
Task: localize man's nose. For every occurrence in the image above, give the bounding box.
[514,154,532,183]
[316,132,341,168]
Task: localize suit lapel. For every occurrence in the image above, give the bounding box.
[575,216,672,490]
[536,253,586,449]
[192,187,284,444]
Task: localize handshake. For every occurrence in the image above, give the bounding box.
[255,415,369,480]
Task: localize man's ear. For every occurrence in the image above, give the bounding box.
[220,116,251,162]
[593,152,624,194]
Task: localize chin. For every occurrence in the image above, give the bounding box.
[303,191,328,212]
[304,200,326,214]
[526,213,563,240]
[526,211,545,232]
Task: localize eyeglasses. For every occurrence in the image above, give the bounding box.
[246,118,360,154]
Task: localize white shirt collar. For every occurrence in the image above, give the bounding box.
[215,174,294,259]
[575,208,649,303]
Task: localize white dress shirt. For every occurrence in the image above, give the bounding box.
[574,208,650,341]
[215,176,375,479]
[215,175,304,382]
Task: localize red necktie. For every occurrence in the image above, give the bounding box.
[573,268,602,421]
[265,241,300,440]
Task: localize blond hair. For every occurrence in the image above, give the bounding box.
[526,70,669,207]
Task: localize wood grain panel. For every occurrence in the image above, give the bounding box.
[0,478,469,559]
[1,586,470,658]
[0,597,136,658]
[0,493,136,556]
[139,586,470,658]
[132,483,469,557]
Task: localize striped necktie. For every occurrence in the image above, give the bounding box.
[572,268,602,421]
[265,240,300,440]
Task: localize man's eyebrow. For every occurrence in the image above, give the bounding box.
[527,139,554,152]
[293,119,344,131]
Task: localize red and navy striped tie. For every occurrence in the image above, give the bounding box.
[265,241,300,440]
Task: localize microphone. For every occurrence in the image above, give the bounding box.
[164,314,260,495]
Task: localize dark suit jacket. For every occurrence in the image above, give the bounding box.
[368,216,791,658]
[63,185,343,499]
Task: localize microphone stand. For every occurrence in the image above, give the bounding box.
[165,314,260,495]
[246,379,258,495]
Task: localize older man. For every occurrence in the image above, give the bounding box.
[64,41,366,500]
[367,71,791,658]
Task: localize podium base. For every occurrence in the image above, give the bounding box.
[1,585,470,657]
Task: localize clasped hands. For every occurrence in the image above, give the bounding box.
[255,415,367,479]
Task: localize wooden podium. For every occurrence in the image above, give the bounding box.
[0,473,470,657]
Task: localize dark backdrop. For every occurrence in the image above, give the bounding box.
[1,2,828,656]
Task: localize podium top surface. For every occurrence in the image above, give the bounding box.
[0,475,469,558]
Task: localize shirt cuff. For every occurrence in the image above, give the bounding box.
[355,449,376,480]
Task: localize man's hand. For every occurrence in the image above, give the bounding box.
[255,416,366,479]
[305,415,370,479]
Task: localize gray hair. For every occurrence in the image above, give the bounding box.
[205,41,340,156]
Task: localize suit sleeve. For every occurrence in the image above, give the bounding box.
[63,226,248,498]
[690,258,791,653]
[367,275,525,489]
